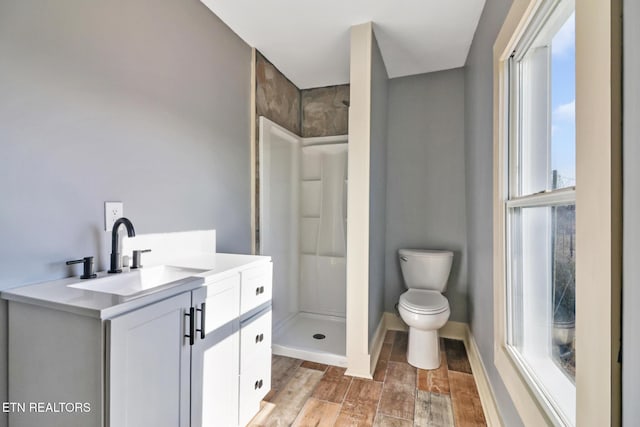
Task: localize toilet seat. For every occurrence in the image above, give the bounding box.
[399,289,449,315]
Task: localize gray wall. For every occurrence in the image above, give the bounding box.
[0,0,252,420]
[368,33,389,342]
[0,303,5,427]
[623,0,639,423]
[464,0,522,424]
[384,69,468,323]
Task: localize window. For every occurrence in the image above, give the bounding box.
[505,1,576,425]
[495,0,621,424]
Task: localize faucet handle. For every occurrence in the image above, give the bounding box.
[66,256,97,279]
[131,249,152,269]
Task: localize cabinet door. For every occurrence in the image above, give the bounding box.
[191,285,240,427]
[107,292,192,427]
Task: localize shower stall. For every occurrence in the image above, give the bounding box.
[258,117,348,366]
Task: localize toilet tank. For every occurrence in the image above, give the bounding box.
[399,249,453,292]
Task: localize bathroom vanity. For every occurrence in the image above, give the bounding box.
[2,246,272,427]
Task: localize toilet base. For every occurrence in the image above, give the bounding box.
[407,328,441,370]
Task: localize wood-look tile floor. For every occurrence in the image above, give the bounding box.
[249,331,487,427]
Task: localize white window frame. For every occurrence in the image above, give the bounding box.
[503,3,577,423]
[492,0,621,425]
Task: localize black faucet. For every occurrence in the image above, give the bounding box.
[108,217,136,273]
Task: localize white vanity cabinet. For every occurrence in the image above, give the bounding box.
[4,257,272,427]
[107,275,243,427]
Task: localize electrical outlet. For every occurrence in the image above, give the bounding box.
[105,202,123,232]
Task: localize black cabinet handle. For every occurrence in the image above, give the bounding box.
[255,286,265,295]
[196,303,206,340]
[255,333,264,343]
[184,307,195,346]
[254,379,264,390]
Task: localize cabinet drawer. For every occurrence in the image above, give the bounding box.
[240,309,272,373]
[240,263,273,314]
[203,274,240,335]
[239,351,271,426]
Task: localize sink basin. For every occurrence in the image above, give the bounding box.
[68,265,206,297]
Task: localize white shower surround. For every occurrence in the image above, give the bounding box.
[259,117,348,364]
[259,118,300,330]
[299,141,348,317]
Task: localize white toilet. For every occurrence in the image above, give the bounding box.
[397,249,453,370]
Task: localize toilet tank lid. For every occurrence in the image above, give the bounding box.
[399,249,453,258]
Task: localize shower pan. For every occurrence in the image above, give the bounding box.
[258,117,348,366]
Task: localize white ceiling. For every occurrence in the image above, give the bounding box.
[201,0,486,89]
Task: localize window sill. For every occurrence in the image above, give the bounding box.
[505,346,575,426]
[495,343,555,426]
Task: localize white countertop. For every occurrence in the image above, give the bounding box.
[1,253,270,319]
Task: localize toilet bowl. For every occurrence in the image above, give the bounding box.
[398,249,453,369]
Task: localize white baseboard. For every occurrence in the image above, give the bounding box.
[440,320,467,340]
[383,311,407,331]
[368,315,387,375]
[463,327,503,427]
[380,312,503,426]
